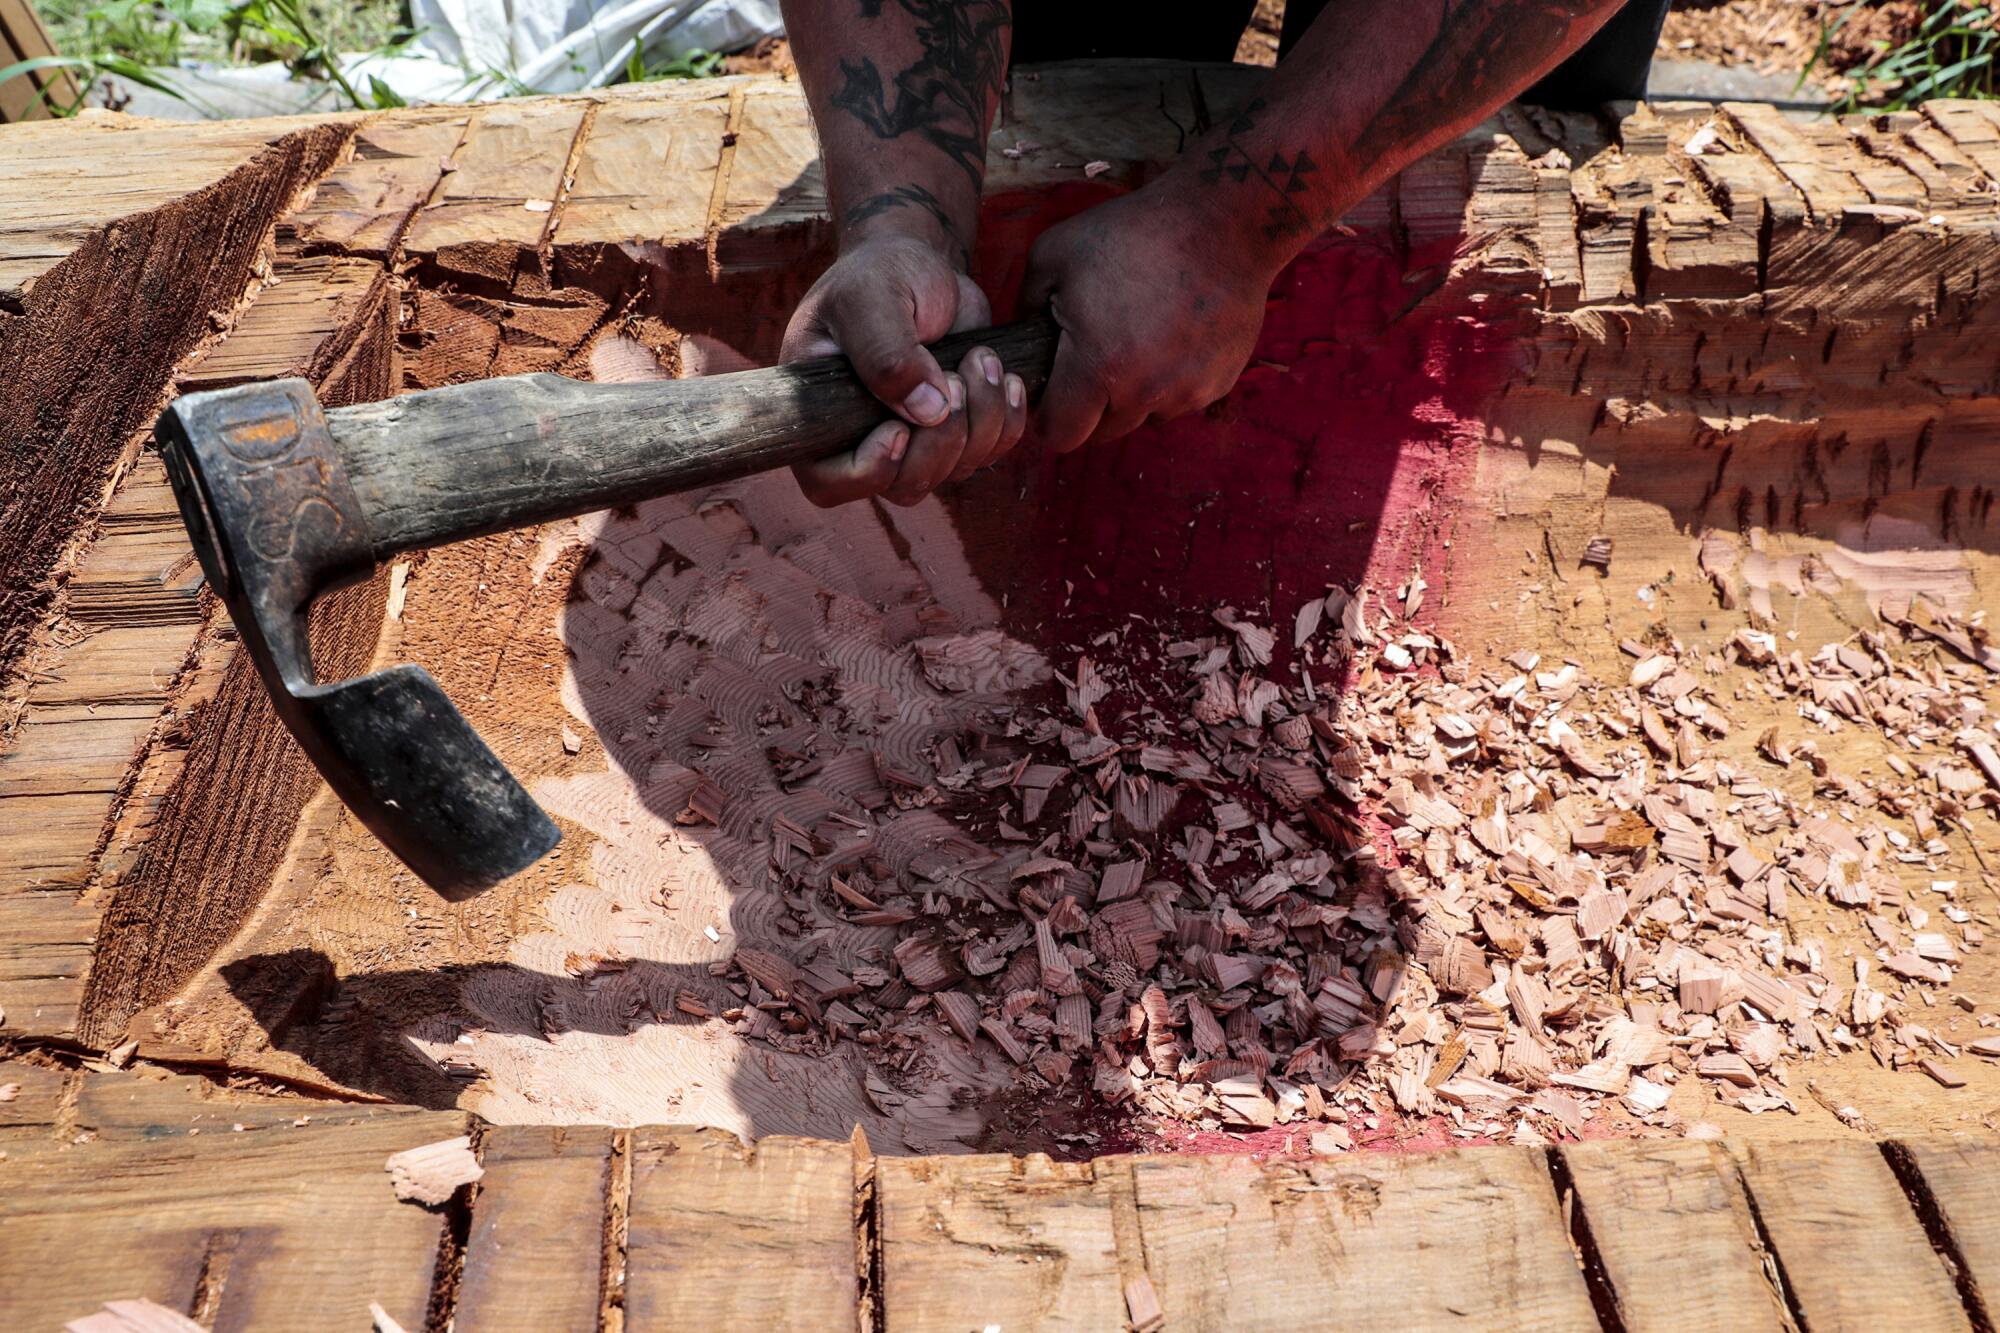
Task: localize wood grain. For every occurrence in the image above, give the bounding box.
[455,1125,615,1332]
[1897,1136,2000,1316]
[877,1153,1124,1332]
[1725,101,1874,220]
[623,1127,858,1332]
[75,242,400,1048]
[1562,1139,1788,1332]
[180,253,393,392]
[563,91,731,244]
[1130,1146,1596,1331]
[0,460,198,1034]
[0,1109,1994,1328]
[0,1107,465,1332]
[0,1058,67,1138]
[1731,1138,1970,1332]
[69,1067,427,1140]
[0,114,351,742]
[401,98,589,256]
[291,108,472,256]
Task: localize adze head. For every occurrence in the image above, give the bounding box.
[155,379,559,900]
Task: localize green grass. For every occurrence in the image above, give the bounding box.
[1810,0,2000,111]
[36,0,409,65]
[15,0,419,111]
[624,44,725,82]
[14,0,727,116]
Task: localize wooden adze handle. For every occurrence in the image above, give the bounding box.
[326,315,1061,558]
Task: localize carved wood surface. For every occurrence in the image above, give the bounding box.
[1,69,1996,1112]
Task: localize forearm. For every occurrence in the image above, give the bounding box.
[1166,0,1625,275]
[781,0,1012,266]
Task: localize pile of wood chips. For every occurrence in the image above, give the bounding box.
[718,578,1999,1145]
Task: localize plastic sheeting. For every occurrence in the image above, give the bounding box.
[99,0,782,120]
[402,0,783,98]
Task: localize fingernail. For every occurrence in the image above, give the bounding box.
[1006,374,1025,408]
[902,383,947,425]
[885,424,910,462]
[982,351,1002,387]
[947,375,965,412]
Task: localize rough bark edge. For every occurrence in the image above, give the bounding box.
[0,120,356,705]
[77,268,398,1047]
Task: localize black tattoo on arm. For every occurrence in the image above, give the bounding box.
[1350,0,1609,158]
[1196,0,1613,245]
[841,183,967,258]
[1198,99,1320,244]
[829,0,1009,186]
[842,183,957,233]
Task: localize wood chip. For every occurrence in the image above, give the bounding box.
[1679,970,1729,1015]
[1124,1273,1166,1333]
[1921,1059,1967,1088]
[892,934,966,992]
[679,778,727,825]
[934,989,981,1043]
[622,585,1987,1153]
[1215,1076,1279,1127]
[385,1135,483,1205]
[1695,1053,1757,1088]
[735,947,803,999]
[385,562,410,620]
[1310,1125,1354,1153]
[980,1016,1031,1064]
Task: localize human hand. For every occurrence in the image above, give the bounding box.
[780,233,1030,507]
[1019,187,1274,454]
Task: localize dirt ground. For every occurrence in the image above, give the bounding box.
[1237,0,1929,94]
[1500,548,2000,1149]
[1659,0,1927,93]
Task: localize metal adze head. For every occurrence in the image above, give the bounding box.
[155,379,559,900]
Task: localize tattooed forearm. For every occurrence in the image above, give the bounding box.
[1191,0,1618,247]
[841,183,966,256]
[1350,0,1608,162]
[829,0,1010,186]
[1197,99,1320,244]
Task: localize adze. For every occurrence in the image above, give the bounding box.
[156,316,1057,900]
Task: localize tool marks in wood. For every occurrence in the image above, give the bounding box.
[6,71,2000,1214]
[0,119,353,686]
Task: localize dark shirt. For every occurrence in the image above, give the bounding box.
[1006,0,1672,110]
[1009,0,1259,64]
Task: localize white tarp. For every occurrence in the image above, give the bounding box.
[102,0,782,120]
[403,0,783,98]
